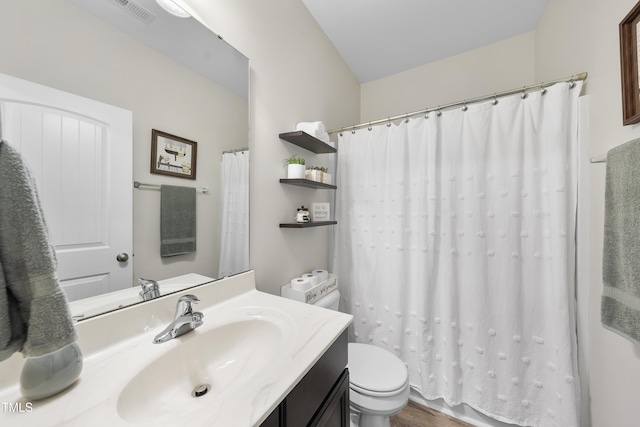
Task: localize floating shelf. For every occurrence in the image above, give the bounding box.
[280,178,337,190]
[279,221,337,228]
[279,131,337,154]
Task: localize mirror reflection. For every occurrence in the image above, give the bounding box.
[0,0,250,319]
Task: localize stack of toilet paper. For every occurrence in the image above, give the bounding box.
[281,269,338,304]
[296,121,331,144]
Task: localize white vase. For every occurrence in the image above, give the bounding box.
[287,164,306,179]
[20,342,83,400]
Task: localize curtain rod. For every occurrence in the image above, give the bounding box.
[133,180,208,194]
[222,147,249,154]
[328,72,588,135]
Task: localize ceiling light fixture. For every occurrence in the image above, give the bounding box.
[155,0,190,18]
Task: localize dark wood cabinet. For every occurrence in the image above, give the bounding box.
[309,369,349,427]
[260,331,349,427]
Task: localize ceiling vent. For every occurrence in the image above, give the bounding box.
[106,0,156,25]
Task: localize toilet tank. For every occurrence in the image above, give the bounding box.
[312,290,340,311]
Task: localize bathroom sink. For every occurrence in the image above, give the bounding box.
[117,317,285,424]
[0,272,353,427]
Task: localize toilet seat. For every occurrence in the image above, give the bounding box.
[348,343,408,397]
[350,377,409,398]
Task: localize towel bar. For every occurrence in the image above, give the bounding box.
[590,154,607,163]
[133,180,208,193]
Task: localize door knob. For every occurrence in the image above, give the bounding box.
[116,253,129,262]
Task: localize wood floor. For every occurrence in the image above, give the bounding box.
[390,401,475,427]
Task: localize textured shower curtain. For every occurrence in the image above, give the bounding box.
[218,150,249,277]
[333,82,582,427]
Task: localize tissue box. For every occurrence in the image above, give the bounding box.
[281,274,338,304]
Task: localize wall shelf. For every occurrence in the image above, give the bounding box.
[280,221,337,228]
[279,129,337,229]
[280,178,337,190]
[279,131,337,154]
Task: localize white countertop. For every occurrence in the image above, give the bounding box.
[0,271,353,426]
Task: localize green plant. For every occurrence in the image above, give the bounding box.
[306,166,328,172]
[283,154,305,167]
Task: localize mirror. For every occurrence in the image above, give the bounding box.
[0,0,249,319]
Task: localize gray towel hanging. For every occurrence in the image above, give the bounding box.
[160,185,197,257]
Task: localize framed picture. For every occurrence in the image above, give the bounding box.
[150,129,197,180]
[620,1,640,125]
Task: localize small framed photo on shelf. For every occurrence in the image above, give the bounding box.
[150,129,197,180]
[312,202,330,222]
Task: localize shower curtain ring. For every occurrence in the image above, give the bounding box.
[521,87,528,99]
[492,94,499,105]
[461,102,468,112]
[424,110,429,119]
[387,118,392,127]
[569,78,576,89]
[405,113,410,123]
[368,122,372,131]
[436,108,442,117]
[351,126,356,134]
[540,82,547,95]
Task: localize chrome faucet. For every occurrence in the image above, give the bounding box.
[138,278,161,301]
[153,295,204,344]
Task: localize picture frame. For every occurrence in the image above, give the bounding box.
[150,129,197,180]
[312,202,330,222]
[620,1,640,125]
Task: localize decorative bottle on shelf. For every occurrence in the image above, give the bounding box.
[296,206,310,223]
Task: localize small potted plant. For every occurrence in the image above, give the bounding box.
[320,167,332,184]
[283,154,306,179]
[306,166,322,182]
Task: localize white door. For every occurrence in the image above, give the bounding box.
[0,72,132,301]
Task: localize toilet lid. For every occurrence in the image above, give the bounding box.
[348,343,408,394]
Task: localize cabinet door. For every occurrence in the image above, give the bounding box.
[309,369,349,427]
[260,406,280,427]
[285,332,348,425]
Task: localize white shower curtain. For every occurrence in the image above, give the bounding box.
[218,150,249,278]
[333,82,582,427]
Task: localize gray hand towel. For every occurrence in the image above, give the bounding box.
[160,185,197,257]
[0,141,77,362]
[602,138,640,346]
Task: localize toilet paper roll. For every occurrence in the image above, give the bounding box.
[312,269,329,282]
[302,273,320,286]
[290,277,312,291]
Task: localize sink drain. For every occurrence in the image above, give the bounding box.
[192,384,211,398]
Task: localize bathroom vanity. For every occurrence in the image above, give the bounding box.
[0,271,353,426]
[261,331,349,426]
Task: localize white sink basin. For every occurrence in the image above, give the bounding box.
[117,315,287,424]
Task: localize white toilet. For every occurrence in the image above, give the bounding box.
[314,291,410,427]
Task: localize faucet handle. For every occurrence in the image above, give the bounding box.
[174,294,200,318]
[138,278,161,301]
[178,294,200,303]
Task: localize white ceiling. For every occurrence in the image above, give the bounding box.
[302,0,549,84]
